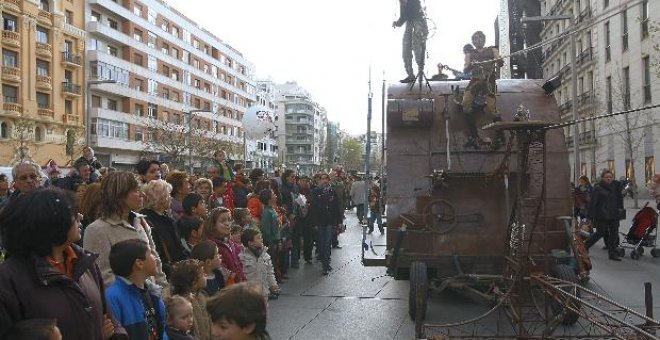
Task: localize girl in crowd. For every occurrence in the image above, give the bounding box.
[0,188,125,339]
[204,207,246,284]
[194,178,213,204]
[190,240,226,296]
[83,171,168,288]
[247,180,271,226]
[170,259,211,340]
[165,295,198,340]
[234,207,256,229]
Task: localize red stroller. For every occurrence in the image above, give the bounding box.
[618,202,659,259]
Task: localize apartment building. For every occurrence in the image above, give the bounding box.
[0,0,86,166]
[540,0,658,186]
[274,81,327,175]
[85,0,255,170]
[248,80,278,172]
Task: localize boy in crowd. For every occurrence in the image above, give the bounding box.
[106,239,168,340]
[183,193,208,221]
[206,282,271,340]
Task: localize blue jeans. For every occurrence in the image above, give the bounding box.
[318,224,333,270]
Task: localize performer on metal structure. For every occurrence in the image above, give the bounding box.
[461,31,504,149]
[392,0,428,83]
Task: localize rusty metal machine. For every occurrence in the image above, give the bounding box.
[380,79,660,339]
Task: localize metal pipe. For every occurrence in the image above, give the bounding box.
[571,16,580,185]
[362,68,373,261]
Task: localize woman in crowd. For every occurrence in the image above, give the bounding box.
[0,188,125,339]
[167,171,191,222]
[135,159,161,187]
[141,179,188,277]
[83,171,168,287]
[574,175,593,219]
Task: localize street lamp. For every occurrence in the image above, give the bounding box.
[522,14,580,184]
[185,109,211,174]
[86,79,117,146]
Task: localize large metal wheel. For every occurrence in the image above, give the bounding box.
[549,264,581,325]
[422,199,457,234]
[409,261,428,321]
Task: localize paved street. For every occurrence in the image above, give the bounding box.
[268,198,660,339]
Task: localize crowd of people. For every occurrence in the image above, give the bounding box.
[0,147,384,340]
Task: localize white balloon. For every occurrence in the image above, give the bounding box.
[243,105,276,139]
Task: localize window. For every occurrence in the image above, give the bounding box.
[135,103,144,116]
[621,10,628,52]
[147,55,157,71]
[91,95,101,108]
[134,78,143,91]
[64,40,73,53]
[147,79,157,95]
[171,48,179,59]
[108,18,118,30]
[148,103,157,118]
[161,20,169,32]
[65,100,72,114]
[171,70,179,81]
[194,79,200,89]
[173,113,181,125]
[133,29,142,42]
[147,32,157,48]
[135,128,143,141]
[65,10,73,24]
[2,49,18,67]
[36,27,49,44]
[34,126,43,142]
[133,53,143,66]
[133,3,143,17]
[107,45,118,56]
[604,21,610,62]
[90,11,100,22]
[147,7,156,24]
[161,43,169,55]
[172,26,179,37]
[606,76,612,113]
[0,122,10,139]
[163,88,169,99]
[64,70,72,83]
[3,13,17,32]
[36,60,49,76]
[183,29,191,43]
[162,65,169,77]
[603,0,609,8]
[623,67,630,110]
[36,92,49,109]
[641,0,649,39]
[107,98,117,110]
[646,157,656,184]
[643,56,652,103]
[39,0,49,11]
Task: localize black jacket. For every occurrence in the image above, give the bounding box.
[140,208,188,276]
[280,180,299,216]
[589,181,624,221]
[394,0,423,26]
[0,244,126,339]
[309,185,342,227]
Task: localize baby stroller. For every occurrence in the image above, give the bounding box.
[618,202,659,260]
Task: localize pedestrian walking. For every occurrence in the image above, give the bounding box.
[585,170,625,261]
[309,173,343,275]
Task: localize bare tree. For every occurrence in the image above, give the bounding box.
[9,116,37,165]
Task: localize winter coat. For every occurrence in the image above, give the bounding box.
[260,206,281,245]
[239,248,277,301]
[589,181,624,221]
[141,208,189,276]
[106,277,168,340]
[83,212,168,288]
[188,293,211,340]
[167,328,198,340]
[279,181,299,216]
[349,180,367,205]
[247,195,263,224]
[207,236,246,282]
[0,244,127,340]
[310,185,343,227]
[170,198,185,222]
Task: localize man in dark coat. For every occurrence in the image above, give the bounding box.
[585,170,625,261]
[309,173,343,275]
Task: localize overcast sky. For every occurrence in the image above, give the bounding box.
[165,0,501,135]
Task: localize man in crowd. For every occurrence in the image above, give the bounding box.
[57,159,94,191]
[310,173,343,275]
[0,162,42,210]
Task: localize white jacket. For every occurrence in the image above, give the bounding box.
[239,248,278,300]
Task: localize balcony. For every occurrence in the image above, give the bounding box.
[578,7,592,23]
[62,82,82,97]
[36,42,53,58]
[36,75,52,90]
[2,0,21,12]
[578,91,594,108]
[1,66,21,83]
[1,30,20,47]
[62,114,80,125]
[62,51,82,67]
[37,106,55,119]
[576,48,593,66]
[37,10,53,25]
[3,101,22,115]
[579,130,597,146]
[558,101,572,114]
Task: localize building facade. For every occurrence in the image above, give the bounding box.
[1,0,86,166]
[85,0,255,171]
[539,0,658,187]
[274,81,327,175]
[249,80,278,172]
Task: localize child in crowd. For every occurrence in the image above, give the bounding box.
[183,193,208,221]
[178,216,204,254]
[106,239,167,340]
[259,189,281,282]
[165,295,198,340]
[206,282,271,340]
[190,240,226,296]
[5,318,62,340]
[230,225,244,254]
[204,207,246,283]
[239,228,280,302]
[234,207,256,229]
[170,259,211,340]
[232,176,250,208]
[208,177,228,210]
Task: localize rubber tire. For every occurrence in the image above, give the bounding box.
[637,246,645,255]
[631,250,640,260]
[617,247,625,258]
[651,248,660,258]
[409,261,428,321]
[550,264,581,325]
